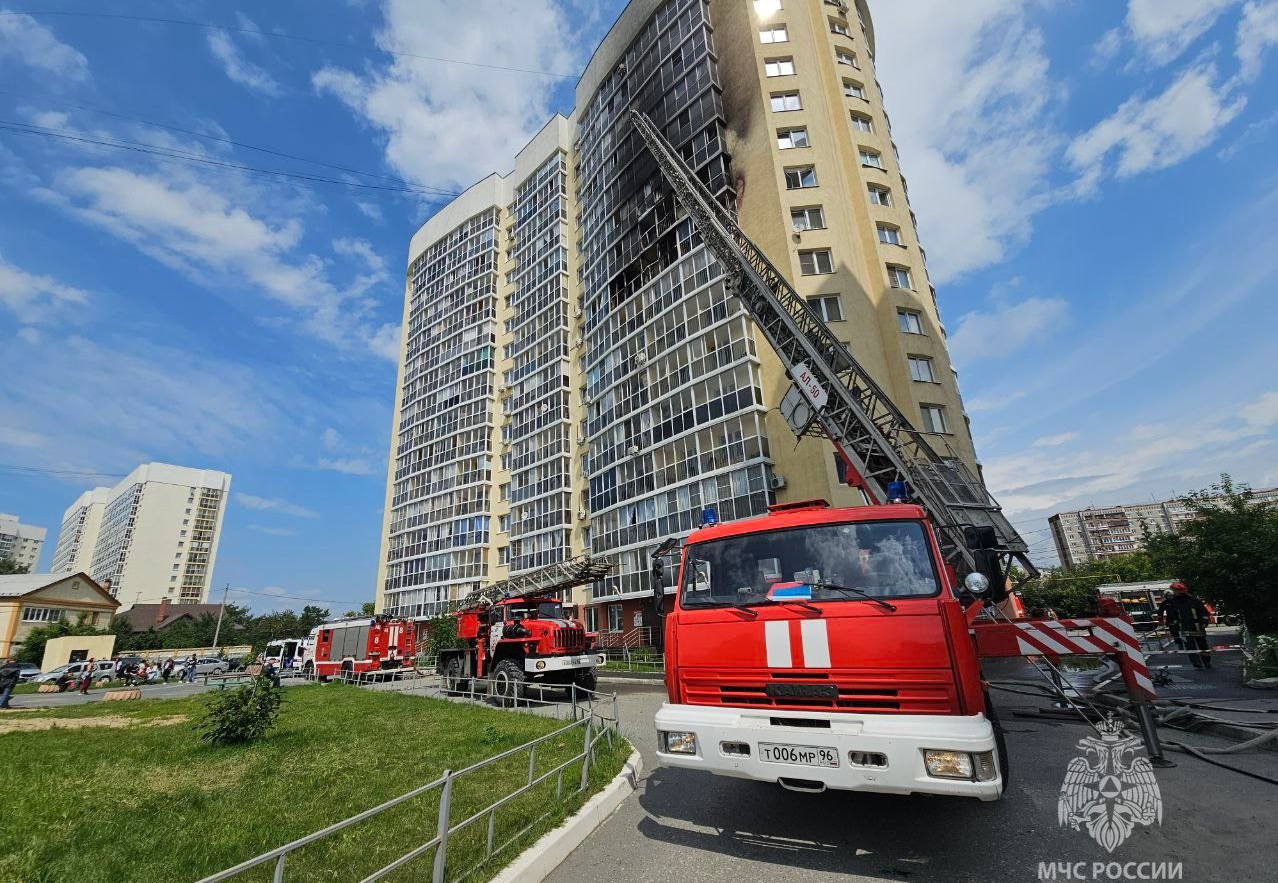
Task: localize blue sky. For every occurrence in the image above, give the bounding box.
[0,1,1276,609]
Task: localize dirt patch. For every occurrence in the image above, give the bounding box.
[0,714,188,735]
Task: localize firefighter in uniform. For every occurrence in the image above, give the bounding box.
[1157,581,1212,669]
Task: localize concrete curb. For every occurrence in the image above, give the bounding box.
[598,673,663,684]
[489,748,643,883]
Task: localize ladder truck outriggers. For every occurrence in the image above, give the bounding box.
[435,556,611,702]
[624,109,1165,799]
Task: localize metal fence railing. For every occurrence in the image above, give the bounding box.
[193,698,623,883]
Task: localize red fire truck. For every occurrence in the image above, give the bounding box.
[303,616,415,681]
[626,110,1163,799]
[436,558,609,702]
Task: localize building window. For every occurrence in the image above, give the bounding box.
[859,148,883,168]
[807,294,844,322]
[843,79,866,99]
[887,265,913,289]
[499,483,510,502]
[499,514,510,532]
[777,127,809,149]
[765,57,796,77]
[836,49,858,67]
[21,606,65,623]
[607,604,623,633]
[784,166,818,189]
[498,546,510,566]
[790,206,826,231]
[898,309,924,334]
[760,25,788,43]
[908,356,936,382]
[920,404,950,434]
[770,91,801,112]
[799,249,834,275]
[867,184,892,206]
[877,223,903,246]
[829,17,851,36]
[586,607,599,632]
[850,112,874,133]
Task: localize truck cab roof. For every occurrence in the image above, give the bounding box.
[686,501,930,545]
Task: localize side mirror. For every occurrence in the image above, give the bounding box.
[652,557,665,616]
[963,572,993,598]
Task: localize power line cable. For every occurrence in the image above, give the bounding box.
[0,120,457,198]
[0,462,127,477]
[0,88,461,195]
[0,10,578,79]
[228,587,369,606]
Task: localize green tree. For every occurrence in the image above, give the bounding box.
[1145,475,1278,633]
[342,602,376,618]
[0,555,30,575]
[423,614,464,658]
[1020,550,1169,618]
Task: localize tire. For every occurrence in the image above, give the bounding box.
[571,667,598,693]
[491,659,527,708]
[985,691,1010,792]
[302,661,314,679]
[340,660,354,683]
[443,657,469,695]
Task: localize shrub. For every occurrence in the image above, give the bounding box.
[423,614,464,659]
[195,677,284,746]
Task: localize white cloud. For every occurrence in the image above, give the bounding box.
[0,255,89,324]
[1237,0,1278,80]
[0,12,90,81]
[312,0,584,191]
[316,457,376,476]
[966,391,1027,413]
[1091,28,1124,69]
[39,164,396,360]
[1241,391,1278,427]
[1033,432,1079,448]
[321,427,342,452]
[947,296,1069,365]
[356,201,384,222]
[1126,0,1242,65]
[0,425,45,448]
[206,18,282,96]
[235,493,319,519]
[1068,65,1246,191]
[870,1,1063,281]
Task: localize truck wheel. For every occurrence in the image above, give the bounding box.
[571,668,598,693]
[491,659,527,708]
[443,658,469,695]
[985,691,1010,792]
[341,660,354,683]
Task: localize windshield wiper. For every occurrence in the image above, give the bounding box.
[810,582,897,612]
[766,597,821,614]
[682,599,759,617]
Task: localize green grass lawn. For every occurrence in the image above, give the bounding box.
[0,684,629,883]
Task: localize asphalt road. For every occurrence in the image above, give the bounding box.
[551,668,1278,883]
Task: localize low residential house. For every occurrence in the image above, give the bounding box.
[122,598,223,632]
[0,572,120,657]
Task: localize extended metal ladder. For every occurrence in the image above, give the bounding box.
[628,109,1035,580]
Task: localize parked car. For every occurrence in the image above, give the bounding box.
[30,660,115,685]
[174,657,230,678]
[14,662,41,682]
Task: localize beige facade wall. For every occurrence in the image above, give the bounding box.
[0,574,119,659]
[41,634,117,671]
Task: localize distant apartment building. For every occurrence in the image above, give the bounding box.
[51,463,231,607]
[1049,486,1278,568]
[0,513,46,571]
[377,0,981,631]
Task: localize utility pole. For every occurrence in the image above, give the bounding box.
[211,583,229,652]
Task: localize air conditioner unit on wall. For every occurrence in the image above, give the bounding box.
[770,474,787,490]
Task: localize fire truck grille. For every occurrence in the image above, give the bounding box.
[553,627,586,653]
[681,669,957,714]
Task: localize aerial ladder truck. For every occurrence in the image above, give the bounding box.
[623,109,1165,798]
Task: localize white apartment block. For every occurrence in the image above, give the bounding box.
[51,463,231,606]
[1049,486,1278,568]
[0,514,46,571]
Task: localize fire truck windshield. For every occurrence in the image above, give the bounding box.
[506,601,565,620]
[680,520,940,608]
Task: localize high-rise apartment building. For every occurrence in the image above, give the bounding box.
[51,463,231,606]
[0,514,46,571]
[377,0,980,631]
[1049,486,1278,568]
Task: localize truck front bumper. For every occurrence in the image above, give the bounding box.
[654,703,1002,800]
[524,653,605,674]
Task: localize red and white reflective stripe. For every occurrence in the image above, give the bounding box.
[1013,618,1156,699]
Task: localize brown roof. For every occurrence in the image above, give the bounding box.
[123,602,223,631]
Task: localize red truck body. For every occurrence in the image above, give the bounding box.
[305,617,415,679]
[437,595,605,698]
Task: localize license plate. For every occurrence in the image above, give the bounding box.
[758,743,840,768]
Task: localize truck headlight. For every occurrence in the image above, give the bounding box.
[923,749,973,779]
[535,660,546,670]
[660,731,698,755]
